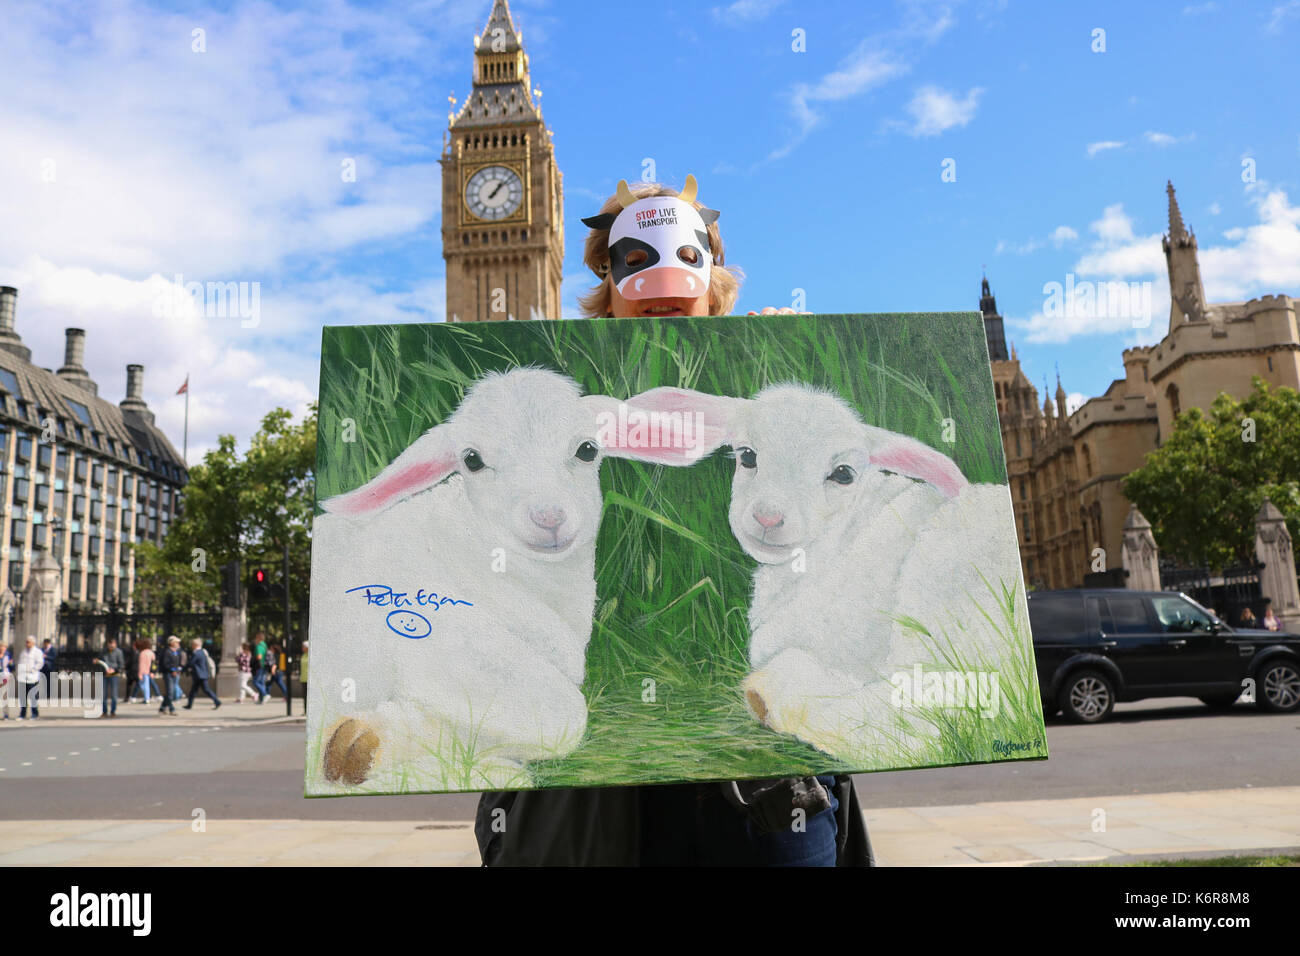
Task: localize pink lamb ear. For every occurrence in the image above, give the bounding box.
[585,388,740,466]
[867,432,969,499]
[321,429,459,516]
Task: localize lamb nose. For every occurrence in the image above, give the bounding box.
[530,506,566,530]
[753,509,784,529]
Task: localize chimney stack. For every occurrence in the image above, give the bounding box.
[120,363,153,424]
[0,286,33,362]
[56,328,98,396]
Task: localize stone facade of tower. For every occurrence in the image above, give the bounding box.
[440,0,564,323]
[990,181,1300,590]
[986,291,1086,591]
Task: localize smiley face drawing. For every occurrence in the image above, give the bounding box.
[386,609,432,639]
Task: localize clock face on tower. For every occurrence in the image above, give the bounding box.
[464,165,524,221]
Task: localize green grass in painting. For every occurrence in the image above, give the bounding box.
[310,313,1042,792]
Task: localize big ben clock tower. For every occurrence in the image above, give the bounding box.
[441,0,564,322]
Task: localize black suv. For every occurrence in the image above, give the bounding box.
[1029,589,1300,723]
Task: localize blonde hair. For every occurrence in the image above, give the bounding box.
[578,181,743,318]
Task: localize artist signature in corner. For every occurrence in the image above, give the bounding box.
[344,584,474,639]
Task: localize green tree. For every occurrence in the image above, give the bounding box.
[132,405,317,613]
[1123,378,1300,569]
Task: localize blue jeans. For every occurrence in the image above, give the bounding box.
[159,673,180,712]
[101,674,118,715]
[640,774,840,866]
[252,668,268,698]
[139,674,155,703]
[20,681,40,718]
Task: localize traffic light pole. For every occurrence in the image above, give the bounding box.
[283,540,292,717]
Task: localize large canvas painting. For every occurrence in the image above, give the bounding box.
[304,313,1047,796]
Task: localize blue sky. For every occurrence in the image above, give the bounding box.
[1,0,1298,458]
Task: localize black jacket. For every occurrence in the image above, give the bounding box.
[474,776,874,867]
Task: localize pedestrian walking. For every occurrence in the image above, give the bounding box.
[123,639,141,702]
[40,638,57,679]
[265,643,289,700]
[252,631,270,703]
[136,640,156,704]
[299,640,309,714]
[93,638,125,718]
[17,635,45,720]
[183,638,221,710]
[235,642,257,703]
[1,643,13,719]
[158,635,184,715]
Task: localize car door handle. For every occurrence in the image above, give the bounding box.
[1099,641,1117,647]
[1167,639,1187,647]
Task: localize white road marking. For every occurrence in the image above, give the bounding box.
[69,751,79,756]
[21,761,32,766]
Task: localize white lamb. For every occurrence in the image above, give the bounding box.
[307,367,678,794]
[620,382,1024,765]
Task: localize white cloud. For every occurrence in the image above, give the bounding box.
[0,0,486,457]
[1086,140,1125,158]
[1209,202,1222,214]
[1066,392,1087,414]
[1182,2,1218,13]
[711,0,785,22]
[767,3,956,161]
[996,225,1077,256]
[902,85,984,137]
[1143,130,1194,147]
[1011,189,1300,344]
[1267,1,1300,32]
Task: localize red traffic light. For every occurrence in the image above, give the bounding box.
[254,569,267,583]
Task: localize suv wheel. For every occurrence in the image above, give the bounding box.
[1060,670,1115,723]
[1256,659,1300,714]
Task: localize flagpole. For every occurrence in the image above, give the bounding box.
[183,376,189,464]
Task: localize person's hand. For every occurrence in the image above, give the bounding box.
[746,306,811,315]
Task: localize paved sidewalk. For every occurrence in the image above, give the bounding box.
[0,697,304,729]
[1,786,1295,866]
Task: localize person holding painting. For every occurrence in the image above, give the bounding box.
[474,176,872,867]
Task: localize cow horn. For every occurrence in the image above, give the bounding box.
[616,180,637,209]
[678,174,698,204]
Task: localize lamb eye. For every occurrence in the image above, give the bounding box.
[828,464,855,485]
[738,447,757,469]
[625,249,648,268]
[575,441,598,463]
[462,449,486,473]
[677,245,700,265]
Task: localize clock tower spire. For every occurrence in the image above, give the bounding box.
[441,0,564,322]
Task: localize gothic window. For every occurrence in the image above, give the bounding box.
[1166,383,1181,419]
[1081,444,1092,477]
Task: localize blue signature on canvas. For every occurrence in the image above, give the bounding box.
[344,584,474,639]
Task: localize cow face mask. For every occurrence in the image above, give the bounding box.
[581,175,720,300]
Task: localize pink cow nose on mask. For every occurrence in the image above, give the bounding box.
[529,506,567,531]
[753,508,785,530]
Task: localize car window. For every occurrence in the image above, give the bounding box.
[1151,595,1214,633]
[1028,594,1085,643]
[1104,596,1150,634]
[1086,596,1113,634]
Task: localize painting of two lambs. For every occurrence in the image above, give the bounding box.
[306,319,1034,796]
